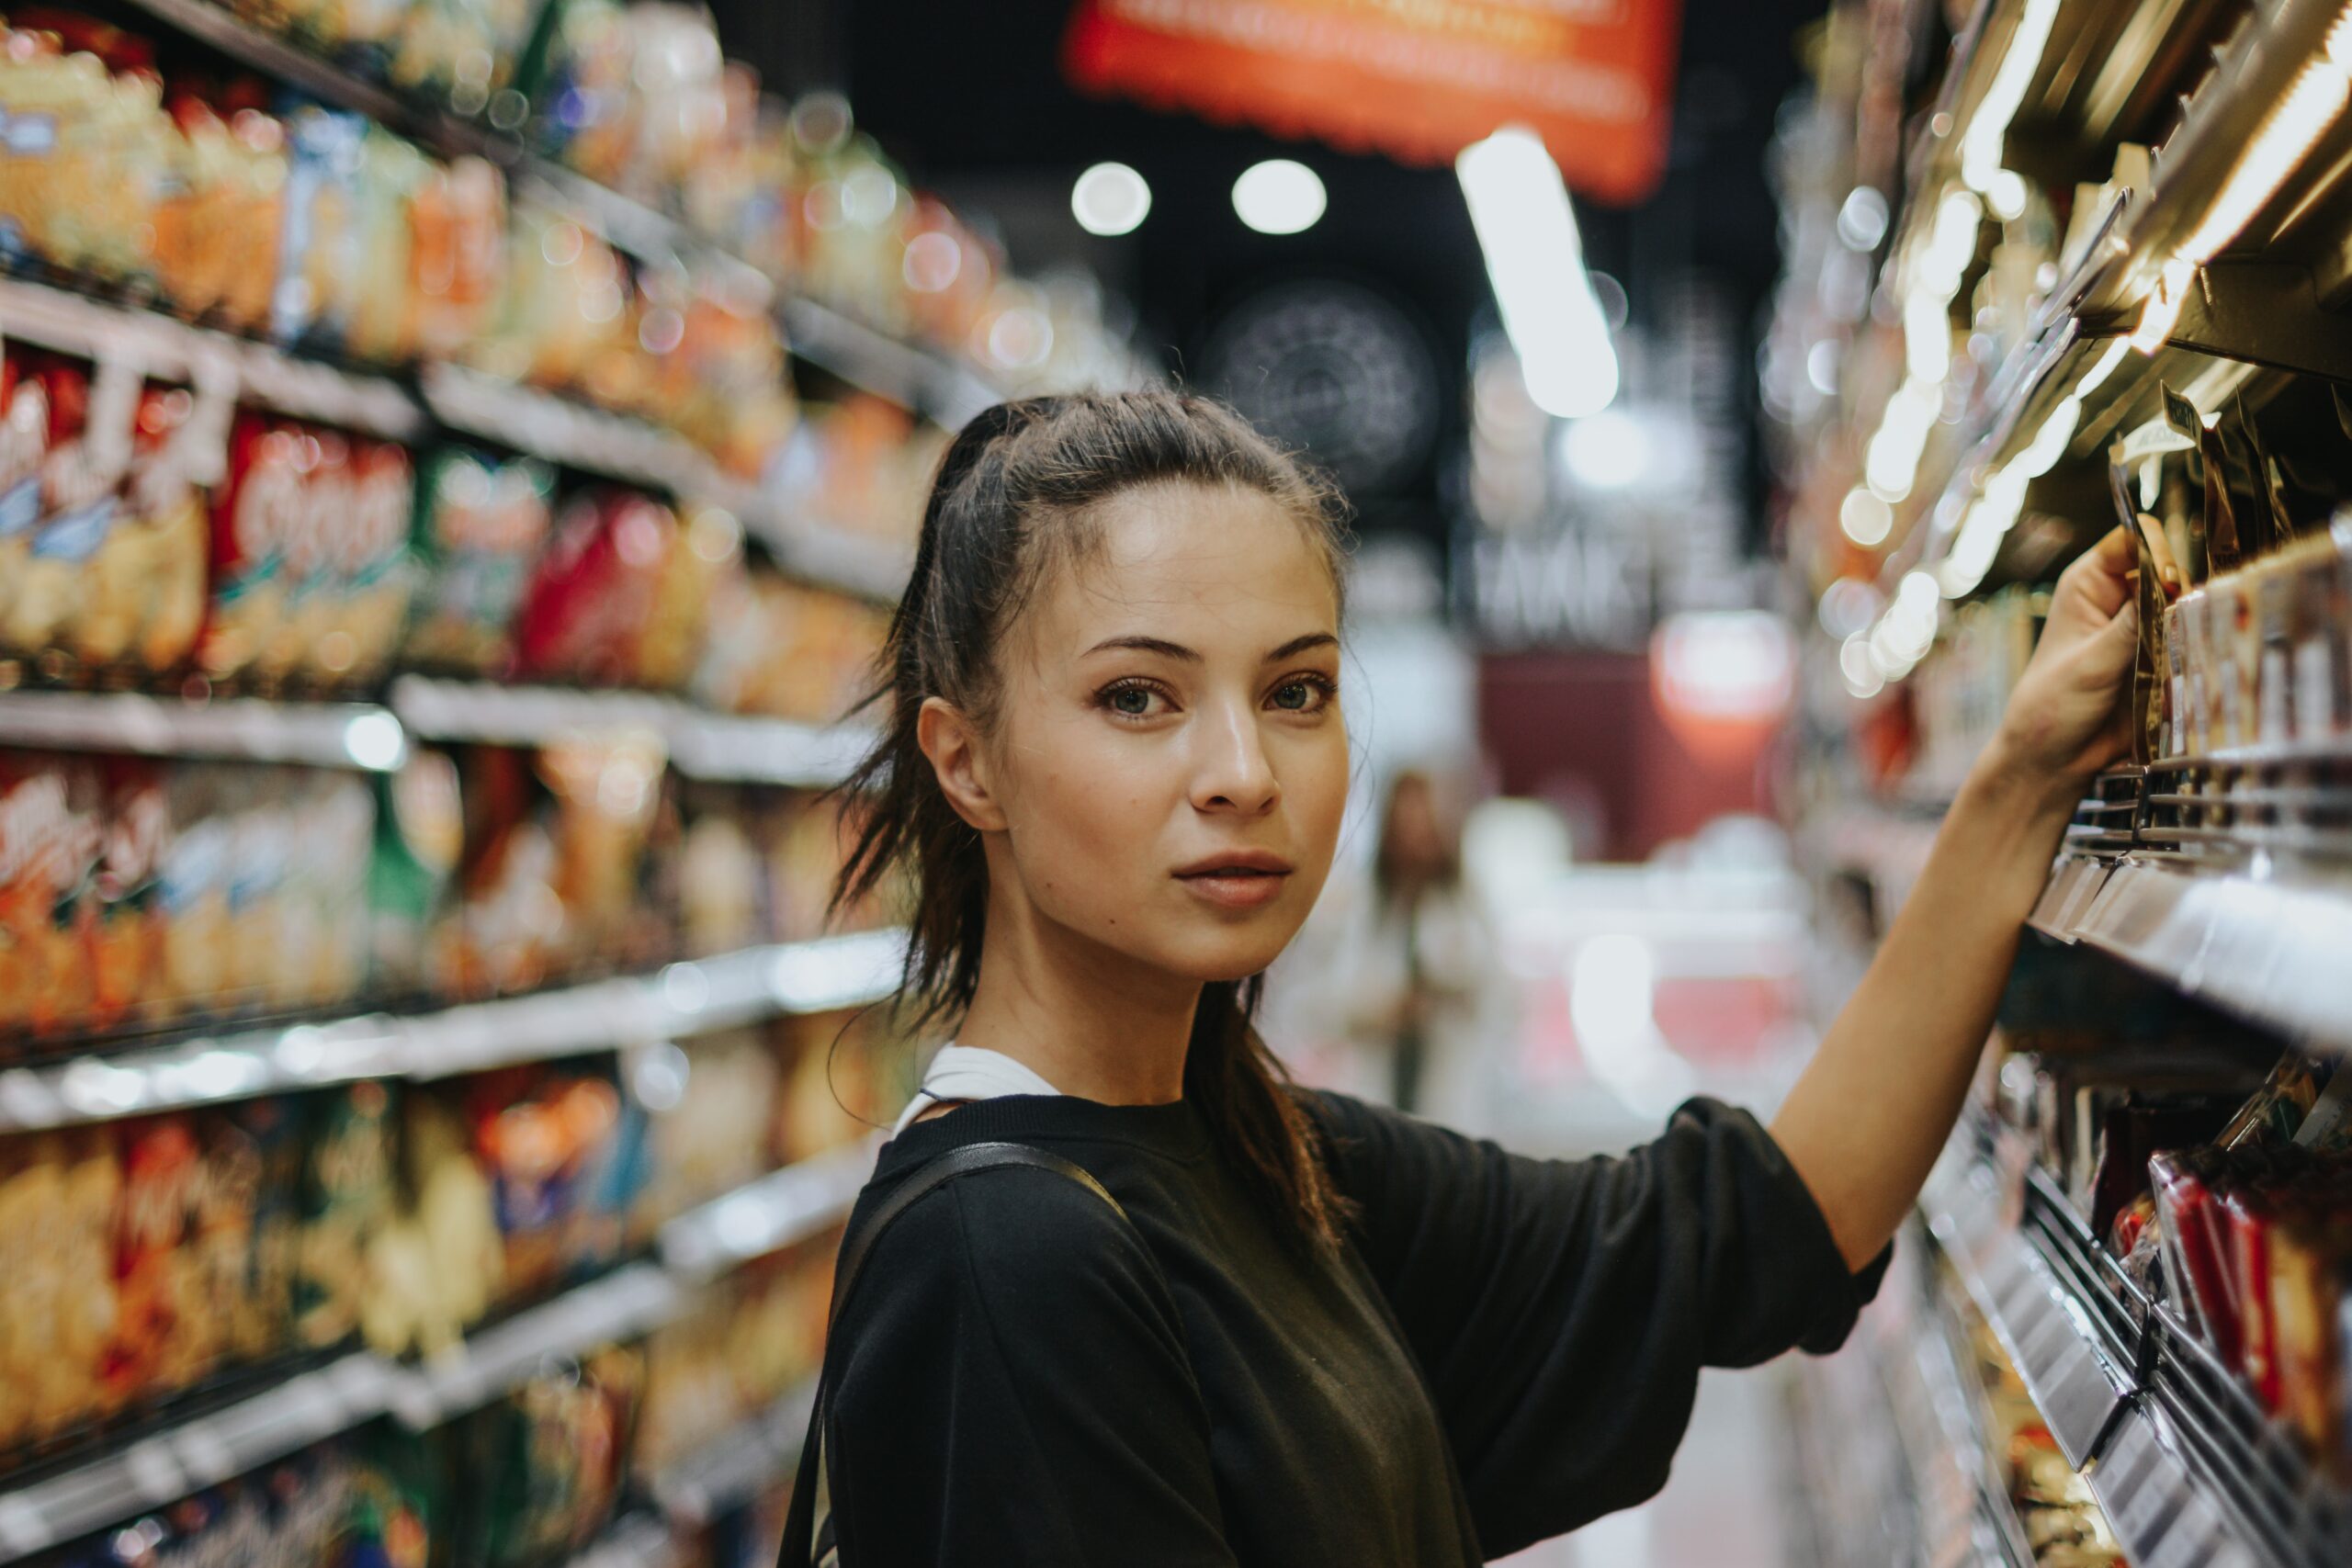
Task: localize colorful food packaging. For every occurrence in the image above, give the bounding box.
[88,757,168,1032]
[4,348,141,663]
[400,446,554,676]
[199,412,307,685]
[466,1065,625,1302]
[292,1078,397,1349]
[0,753,103,1043]
[512,488,682,687]
[0,1128,123,1448]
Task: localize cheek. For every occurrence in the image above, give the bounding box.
[1001,715,1174,880]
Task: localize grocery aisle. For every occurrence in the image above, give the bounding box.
[1496,1371,1798,1568]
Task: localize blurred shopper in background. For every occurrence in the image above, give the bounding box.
[1307,767,1510,1127]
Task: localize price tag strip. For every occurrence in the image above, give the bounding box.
[0,1354,390,1562]
[660,1137,876,1283]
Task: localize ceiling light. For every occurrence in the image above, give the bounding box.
[1072,162,1151,237]
[1233,160,1326,235]
[1457,127,1618,420]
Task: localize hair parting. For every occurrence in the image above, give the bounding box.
[829,389,1354,1247]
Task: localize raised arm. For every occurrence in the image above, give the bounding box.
[1771,526,2140,1269]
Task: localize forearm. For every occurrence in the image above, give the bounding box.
[1770,753,2078,1268]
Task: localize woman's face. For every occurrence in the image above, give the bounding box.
[975,480,1348,986]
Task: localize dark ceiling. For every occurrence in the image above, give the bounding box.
[710,0,1830,546]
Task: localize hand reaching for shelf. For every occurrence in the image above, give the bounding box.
[1771,528,2137,1272]
[1982,524,2140,795]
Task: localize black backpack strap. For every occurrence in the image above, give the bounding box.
[777,1141,1134,1567]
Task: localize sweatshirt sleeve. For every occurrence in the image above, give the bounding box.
[824,1166,1241,1568]
[1309,1091,1889,1558]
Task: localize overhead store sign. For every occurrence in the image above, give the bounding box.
[1062,0,1684,203]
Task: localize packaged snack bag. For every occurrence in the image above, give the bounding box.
[537,734,670,970]
[400,446,552,675]
[226,768,294,1006]
[280,772,375,1008]
[4,348,140,661]
[272,103,369,350]
[275,427,354,688]
[107,1113,209,1403]
[154,91,287,332]
[0,754,103,1041]
[0,1129,122,1444]
[155,762,238,1019]
[88,757,168,1032]
[71,378,225,675]
[294,1078,397,1348]
[227,1092,305,1362]
[324,436,419,686]
[368,747,463,996]
[468,1066,622,1302]
[200,413,307,685]
[0,351,51,635]
[406,153,507,362]
[512,489,677,687]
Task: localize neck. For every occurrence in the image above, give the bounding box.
[955,878,1198,1106]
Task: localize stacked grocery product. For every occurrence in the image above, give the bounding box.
[1774,4,2352,1562]
[0,992,896,1566]
[0,732,883,1046]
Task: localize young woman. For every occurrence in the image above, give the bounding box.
[811,390,2137,1565]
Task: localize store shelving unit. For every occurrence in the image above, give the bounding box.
[0,927,907,1133]
[0,1140,866,1562]
[0,688,410,771]
[1781,1,2352,1561]
[1922,1119,2352,1568]
[779,296,1003,431]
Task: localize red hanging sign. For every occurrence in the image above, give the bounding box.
[1063,0,1685,205]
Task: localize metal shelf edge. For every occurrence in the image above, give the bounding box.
[0,931,909,1132]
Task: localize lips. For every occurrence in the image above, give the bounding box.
[1173,852,1295,911]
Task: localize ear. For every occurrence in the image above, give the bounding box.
[917,696,1007,832]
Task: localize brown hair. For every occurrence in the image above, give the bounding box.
[832,389,1353,1247]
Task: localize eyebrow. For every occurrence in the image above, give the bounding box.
[1081,632,1338,662]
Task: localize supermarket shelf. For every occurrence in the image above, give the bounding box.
[386,1263,684,1429]
[0,1353,393,1562]
[0,929,908,1132]
[1922,1126,2352,1568]
[2026,854,2352,1057]
[0,1135,862,1562]
[418,362,732,499]
[1923,1141,2130,1471]
[781,297,1001,430]
[114,0,499,156]
[1877,0,2352,598]
[647,1377,818,1525]
[389,677,875,788]
[662,1137,873,1282]
[0,275,426,441]
[0,690,408,771]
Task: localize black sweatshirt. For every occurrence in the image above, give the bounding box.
[820,1091,1886,1565]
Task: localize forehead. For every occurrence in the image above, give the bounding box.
[1027,481,1338,649]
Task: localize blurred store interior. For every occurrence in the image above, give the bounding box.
[1,0,2350,1565]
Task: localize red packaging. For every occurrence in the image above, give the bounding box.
[2228,1188,2282,1409]
[200,413,307,684]
[0,754,103,1042]
[88,758,169,1033]
[513,490,678,687]
[107,1113,207,1404]
[2152,1151,2242,1364]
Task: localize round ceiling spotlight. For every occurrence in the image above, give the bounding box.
[1071,162,1151,237]
[1233,160,1326,235]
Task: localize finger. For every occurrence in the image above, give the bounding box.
[2073,598,2139,692]
[2057,526,2136,619]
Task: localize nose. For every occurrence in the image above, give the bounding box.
[1188,699,1280,817]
